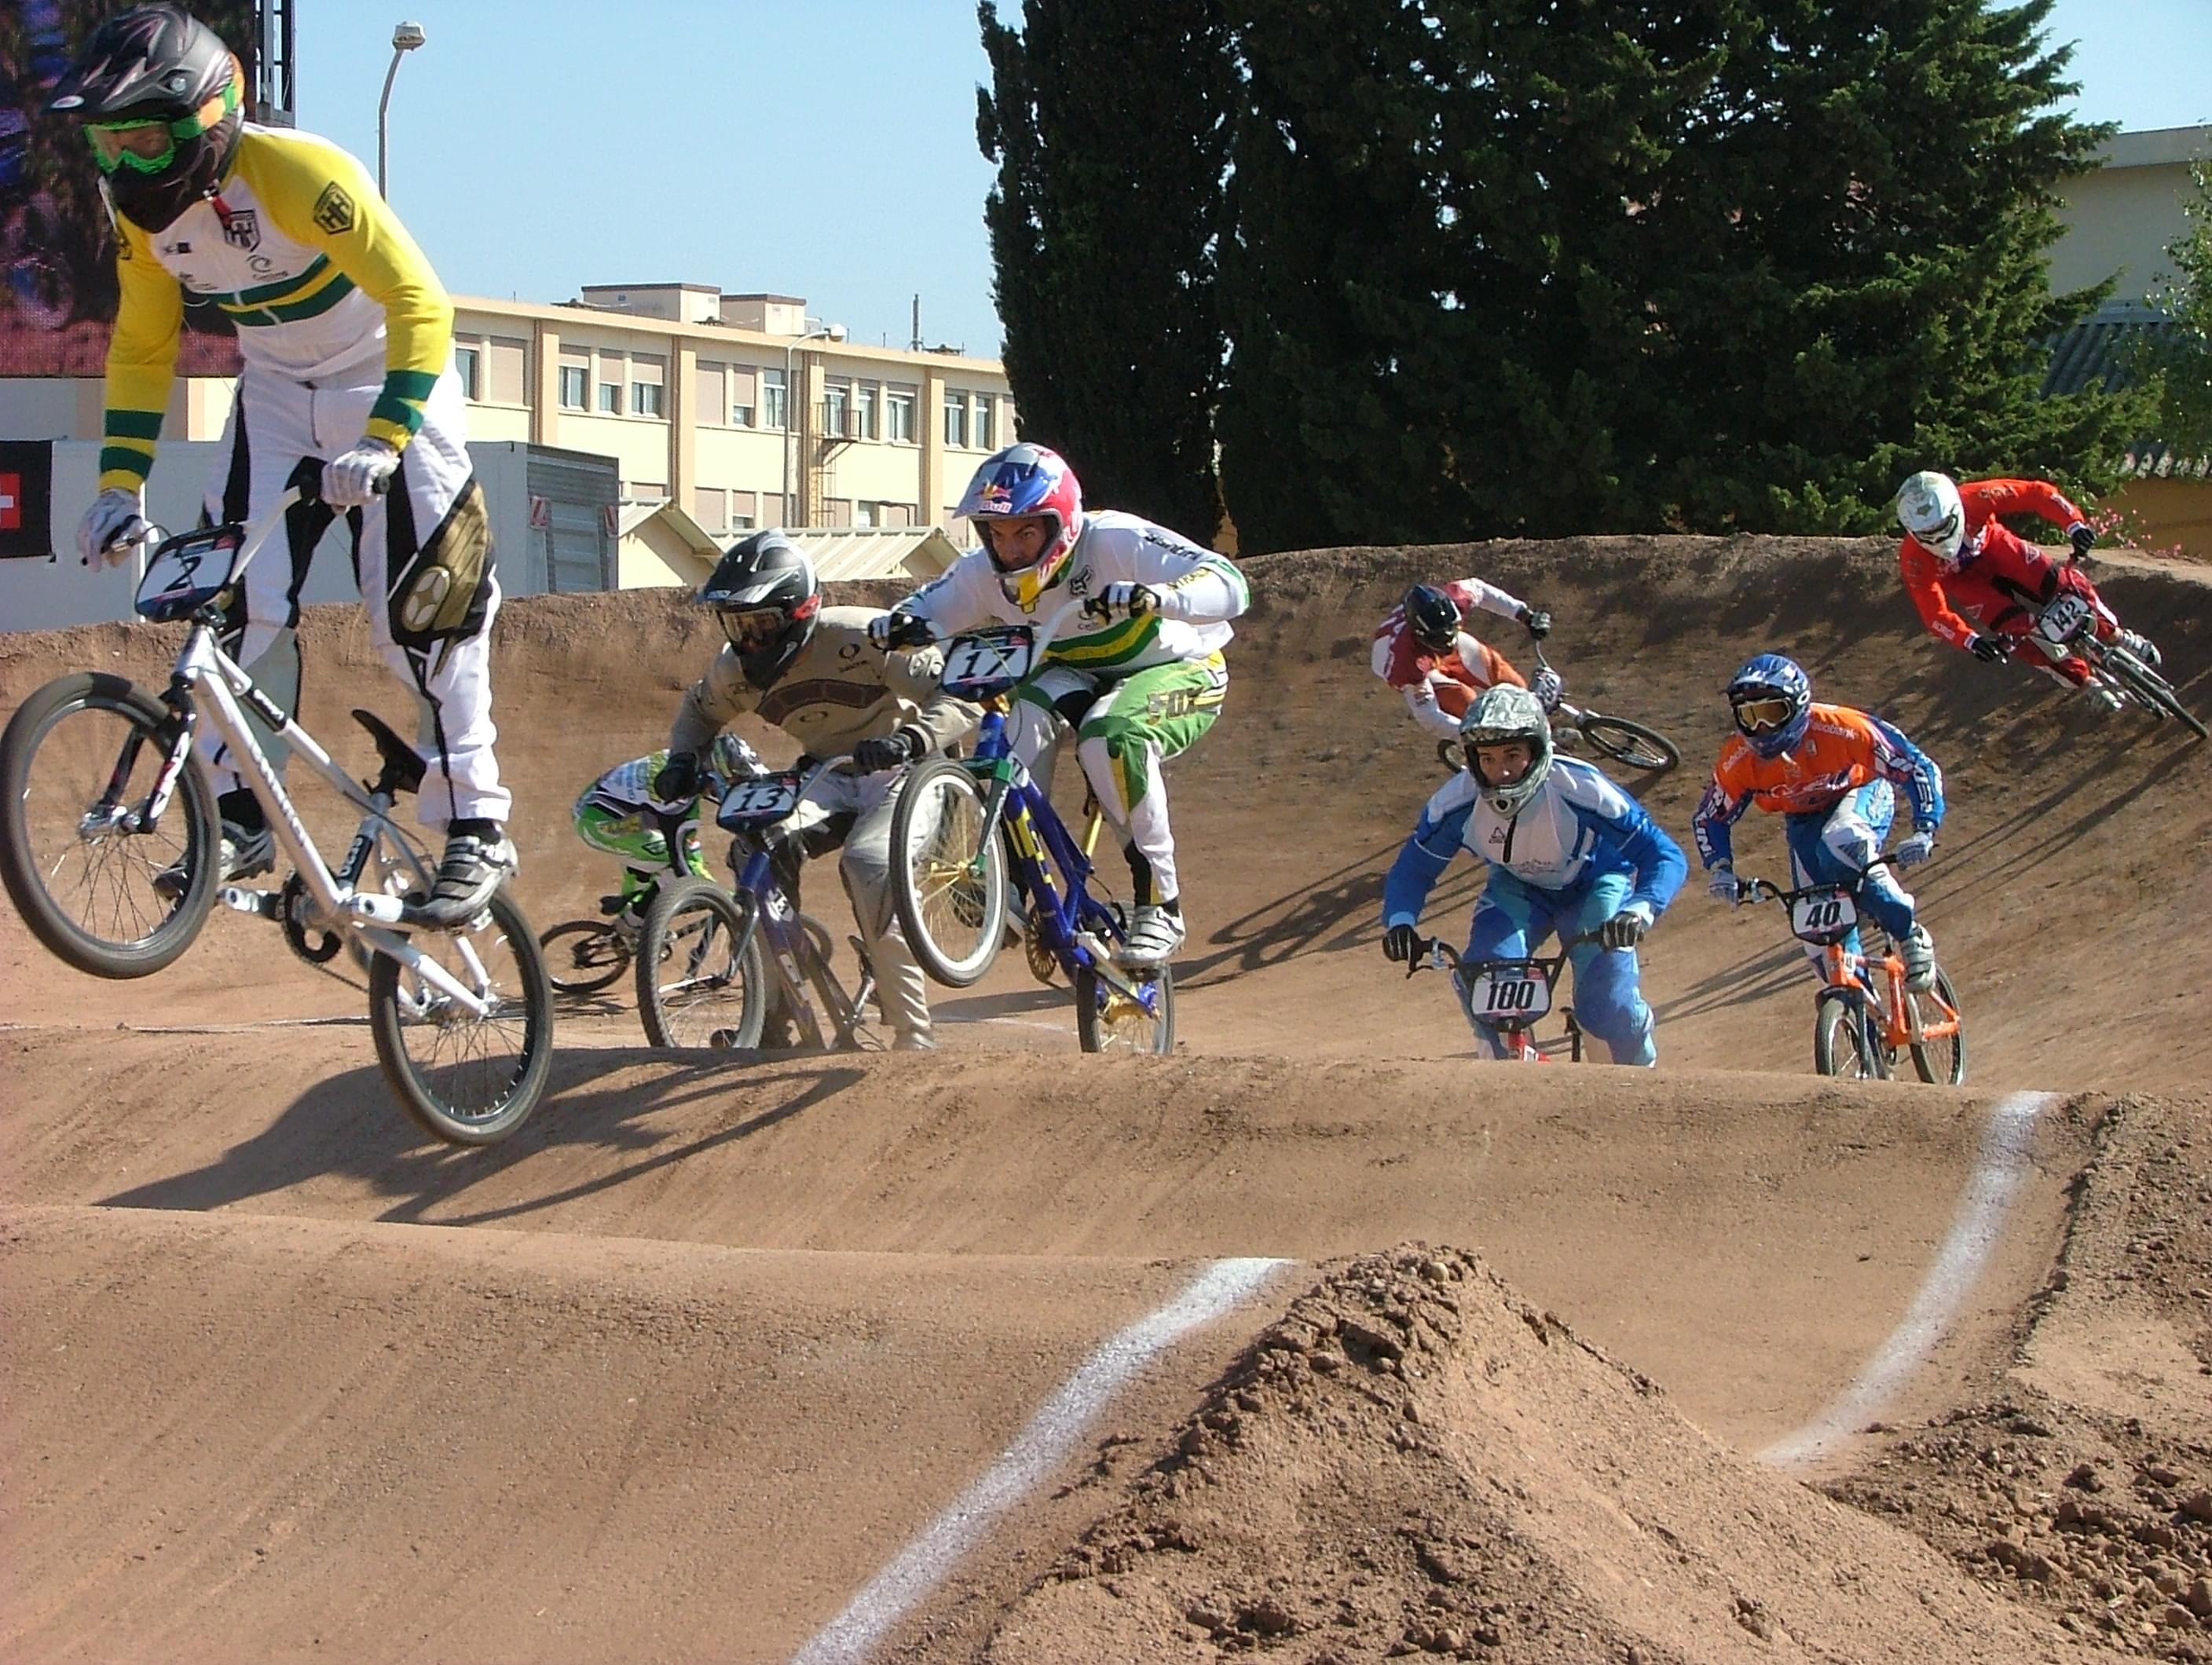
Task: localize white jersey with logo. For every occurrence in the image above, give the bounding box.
[899,509,1249,675]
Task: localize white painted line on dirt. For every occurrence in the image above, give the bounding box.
[789,1255,1291,1665]
[1761,1089,2056,1468]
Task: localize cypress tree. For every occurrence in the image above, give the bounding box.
[976,2,1232,541]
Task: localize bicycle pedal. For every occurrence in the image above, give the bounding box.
[219,885,281,918]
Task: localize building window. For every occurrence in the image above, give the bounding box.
[730,365,758,428]
[632,380,664,418]
[944,390,969,449]
[598,381,621,414]
[762,367,788,430]
[855,382,878,441]
[885,387,916,444]
[558,364,588,409]
[452,346,480,400]
[731,490,759,532]
[693,487,727,532]
[695,362,726,428]
[973,392,996,451]
[854,500,876,529]
[823,380,850,439]
[487,336,528,404]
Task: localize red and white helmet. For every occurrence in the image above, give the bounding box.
[1896,470,1968,569]
[957,443,1084,609]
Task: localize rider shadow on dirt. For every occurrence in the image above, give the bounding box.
[1177,840,1485,991]
[98,1052,864,1224]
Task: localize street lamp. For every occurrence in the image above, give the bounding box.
[780,320,845,527]
[376,21,426,199]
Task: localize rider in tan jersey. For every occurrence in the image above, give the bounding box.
[665,536,977,1050]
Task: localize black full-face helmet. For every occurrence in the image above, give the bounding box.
[1403,584,1462,655]
[48,5,244,232]
[700,529,821,689]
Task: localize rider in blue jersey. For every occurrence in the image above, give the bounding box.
[1381,684,1686,1065]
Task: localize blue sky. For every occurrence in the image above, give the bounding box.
[291,2,2210,364]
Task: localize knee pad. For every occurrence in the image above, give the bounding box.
[388,477,494,649]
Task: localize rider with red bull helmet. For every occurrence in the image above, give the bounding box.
[870,443,1249,968]
[1894,470,2158,712]
[1694,654,1946,989]
[1374,580,1555,737]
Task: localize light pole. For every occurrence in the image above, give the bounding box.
[780,320,843,526]
[376,21,426,199]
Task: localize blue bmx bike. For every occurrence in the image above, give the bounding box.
[883,600,1174,1054]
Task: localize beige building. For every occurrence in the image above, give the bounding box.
[2049,125,2212,558]
[446,284,1013,584]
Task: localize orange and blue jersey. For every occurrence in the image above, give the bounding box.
[1693,704,1943,869]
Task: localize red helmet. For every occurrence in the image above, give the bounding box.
[957,443,1084,609]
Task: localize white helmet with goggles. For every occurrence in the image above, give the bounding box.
[1895,470,1968,569]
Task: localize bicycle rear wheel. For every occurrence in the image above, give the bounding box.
[368,886,553,1146]
[539,919,632,995]
[635,877,767,1050]
[0,672,222,978]
[1075,964,1174,1055]
[1907,967,1967,1086]
[1573,711,1680,774]
[888,756,1009,988]
[1812,989,1881,1081]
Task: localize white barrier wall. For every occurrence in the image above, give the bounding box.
[0,441,544,634]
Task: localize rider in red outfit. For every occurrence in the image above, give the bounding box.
[1892,470,2158,712]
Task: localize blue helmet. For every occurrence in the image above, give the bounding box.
[1727,654,1812,759]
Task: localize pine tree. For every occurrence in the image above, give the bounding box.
[976,1,1232,541]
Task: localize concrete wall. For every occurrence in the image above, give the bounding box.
[2052,126,2211,301]
[0,441,548,633]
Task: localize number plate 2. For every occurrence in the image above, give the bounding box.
[134,526,245,622]
[939,626,1037,697]
[716,771,800,828]
[1465,964,1551,1023]
[1789,888,1858,942]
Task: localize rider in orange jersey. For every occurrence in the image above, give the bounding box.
[1694,655,1946,990]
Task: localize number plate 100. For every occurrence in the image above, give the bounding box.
[1467,968,1551,1021]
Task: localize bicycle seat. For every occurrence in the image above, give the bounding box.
[353,708,426,798]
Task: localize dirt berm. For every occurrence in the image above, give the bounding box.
[2,532,2209,1663]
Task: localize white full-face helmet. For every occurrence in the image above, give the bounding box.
[1459,683,1555,816]
[1895,470,1967,569]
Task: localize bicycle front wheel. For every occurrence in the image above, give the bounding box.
[635,877,767,1051]
[1907,968,1968,1086]
[0,672,221,978]
[1076,964,1175,1055]
[2106,651,2209,741]
[1812,989,1881,1081]
[888,756,1009,988]
[368,886,554,1146]
[1573,711,1681,774]
[539,919,632,995]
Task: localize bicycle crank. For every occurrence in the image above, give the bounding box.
[1026,928,1057,985]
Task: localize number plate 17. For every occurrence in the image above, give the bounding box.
[940,627,1037,696]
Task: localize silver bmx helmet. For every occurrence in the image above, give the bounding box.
[1459,683,1554,816]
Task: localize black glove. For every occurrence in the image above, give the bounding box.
[1966,633,2008,665]
[1382,923,1423,964]
[869,609,932,650]
[851,728,921,774]
[653,752,702,802]
[1520,606,1552,641]
[1599,906,1652,950]
[2067,521,2096,560]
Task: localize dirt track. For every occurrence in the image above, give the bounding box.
[4,534,2210,1662]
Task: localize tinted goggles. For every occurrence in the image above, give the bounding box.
[83,80,237,176]
[1732,694,1796,733]
[719,606,788,651]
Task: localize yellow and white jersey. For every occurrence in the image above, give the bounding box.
[100,123,452,491]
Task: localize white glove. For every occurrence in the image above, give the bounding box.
[1892,830,1935,870]
[323,437,399,509]
[1530,667,1564,712]
[79,487,149,566]
[1706,863,1739,904]
[1083,580,1162,622]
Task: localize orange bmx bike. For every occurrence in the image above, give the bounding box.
[1738,868,1965,1084]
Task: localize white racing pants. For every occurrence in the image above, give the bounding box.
[779,767,936,1045]
[199,354,508,829]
